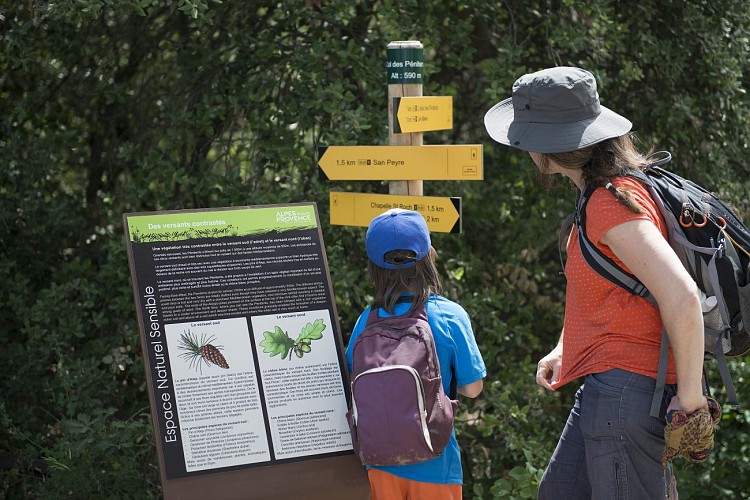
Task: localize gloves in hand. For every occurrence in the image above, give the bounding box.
[662,396,721,467]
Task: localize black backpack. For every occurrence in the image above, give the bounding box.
[560,151,750,416]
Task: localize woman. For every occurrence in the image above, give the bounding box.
[345,208,486,499]
[484,67,707,498]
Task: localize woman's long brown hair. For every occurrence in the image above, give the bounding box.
[538,134,651,213]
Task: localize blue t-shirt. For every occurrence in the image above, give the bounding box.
[345,294,486,484]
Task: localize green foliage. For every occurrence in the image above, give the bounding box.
[1,0,749,498]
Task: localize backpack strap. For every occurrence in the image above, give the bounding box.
[704,249,740,408]
[558,213,575,274]
[428,298,459,400]
[646,150,672,168]
[559,183,656,302]
[650,329,671,417]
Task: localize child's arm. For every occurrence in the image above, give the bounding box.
[457,379,483,398]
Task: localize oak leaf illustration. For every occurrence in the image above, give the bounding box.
[296,319,325,344]
[260,326,295,359]
[260,320,326,360]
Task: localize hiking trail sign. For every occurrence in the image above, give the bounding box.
[317,144,482,181]
[329,192,461,233]
[393,96,453,133]
[319,40,483,234]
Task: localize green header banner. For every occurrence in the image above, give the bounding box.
[125,205,318,243]
[387,47,424,84]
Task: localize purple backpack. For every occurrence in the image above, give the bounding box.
[346,302,458,466]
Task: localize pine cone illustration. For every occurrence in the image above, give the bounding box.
[178,330,229,373]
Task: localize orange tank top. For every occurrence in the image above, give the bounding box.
[553,176,677,388]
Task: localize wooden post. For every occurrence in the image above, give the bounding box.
[387,41,423,196]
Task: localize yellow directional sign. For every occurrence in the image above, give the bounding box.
[318,145,482,181]
[394,96,453,133]
[330,191,461,233]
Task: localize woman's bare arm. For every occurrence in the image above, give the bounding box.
[601,218,706,413]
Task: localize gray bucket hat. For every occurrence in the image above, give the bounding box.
[484,67,632,153]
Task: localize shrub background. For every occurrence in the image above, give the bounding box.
[1,1,749,498]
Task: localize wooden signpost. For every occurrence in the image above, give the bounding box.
[387,40,425,198]
[319,40,483,233]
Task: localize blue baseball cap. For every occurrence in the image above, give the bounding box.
[366,209,431,269]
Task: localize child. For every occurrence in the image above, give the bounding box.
[345,208,486,500]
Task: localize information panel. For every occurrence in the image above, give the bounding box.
[123,203,366,498]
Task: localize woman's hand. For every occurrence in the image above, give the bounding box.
[667,393,708,416]
[536,344,563,390]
